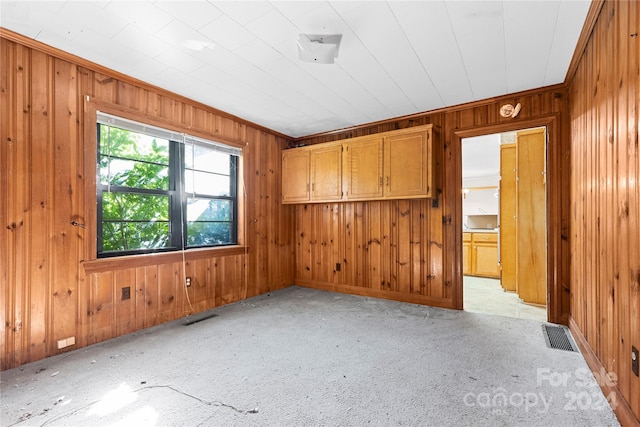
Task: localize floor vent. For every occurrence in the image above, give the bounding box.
[542,325,579,352]
[184,313,218,326]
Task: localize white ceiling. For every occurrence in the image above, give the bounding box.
[1,1,590,138]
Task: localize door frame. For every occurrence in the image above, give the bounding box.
[451,114,564,324]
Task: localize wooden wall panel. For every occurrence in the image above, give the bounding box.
[568,0,640,423]
[51,56,80,351]
[295,89,568,312]
[28,49,50,364]
[0,34,295,370]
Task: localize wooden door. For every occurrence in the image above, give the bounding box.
[499,144,517,291]
[282,149,310,203]
[310,144,343,201]
[516,128,547,305]
[345,137,383,200]
[383,130,430,198]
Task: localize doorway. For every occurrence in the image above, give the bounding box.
[461,127,547,321]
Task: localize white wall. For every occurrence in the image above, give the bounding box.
[462,133,500,217]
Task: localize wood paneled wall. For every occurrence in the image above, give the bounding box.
[295,87,570,319]
[294,199,447,306]
[568,0,640,423]
[0,33,295,370]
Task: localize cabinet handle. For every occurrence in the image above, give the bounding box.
[311,183,315,191]
[386,176,390,186]
[379,176,383,186]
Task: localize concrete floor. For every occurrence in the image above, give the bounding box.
[1,287,620,426]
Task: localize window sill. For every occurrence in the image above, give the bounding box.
[82,246,248,274]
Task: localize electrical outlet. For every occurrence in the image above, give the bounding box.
[185,277,191,287]
[57,336,76,349]
[121,286,130,301]
[632,346,639,377]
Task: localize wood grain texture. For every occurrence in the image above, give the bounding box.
[295,89,568,315]
[0,35,294,370]
[499,144,517,291]
[568,0,640,422]
[515,128,547,305]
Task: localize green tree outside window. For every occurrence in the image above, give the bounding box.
[97,118,238,257]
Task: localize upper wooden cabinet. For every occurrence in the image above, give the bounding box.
[282,124,436,204]
[384,130,431,198]
[282,148,310,203]
[310,143,343,201]
[282,142,343,203]
[345,137,383,200]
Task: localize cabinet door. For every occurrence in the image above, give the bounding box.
[345,137,383,200]
[500,144,517,291]
[472,233,500,278]
[282,149,310,203]
[474,242,500,278]
[516,128,547,305]
[383,129,431,198]
[310,144,343,201]
[462,233,472,275]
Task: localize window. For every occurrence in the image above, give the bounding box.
[96,112,240,257]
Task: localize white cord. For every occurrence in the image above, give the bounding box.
[242,144,249,301]
[180,135,195,316]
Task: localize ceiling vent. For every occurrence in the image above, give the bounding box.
[297,34,342,64]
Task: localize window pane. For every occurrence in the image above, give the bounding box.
[102,221,170,252]
[187,222,232,246]
[187,198,231,221]
[185,170,230,196]
[99,124,170,190]
[100,125,169,164]
[99,157,169,190]
[102,192,169,221]
[185,145,230,174]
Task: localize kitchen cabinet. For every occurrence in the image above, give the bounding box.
[344,137,383,200]
[515,128,546,305]
[383,129,432,198]
[499,143,517,291]
[281,142,343,203]
[497,129,547,304]
[310,143,343,201]
[463,232,500,278]
[282,148,310,203]
[282,125,436,204]
[462,233,472,275]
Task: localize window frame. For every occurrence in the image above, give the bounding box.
[181,144,239,250]
[95,111,240,258]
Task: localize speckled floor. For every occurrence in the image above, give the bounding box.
[1,287,618,426]
[463,276,547,322]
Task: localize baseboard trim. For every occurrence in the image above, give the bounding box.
[294,280,456,310]
[568,316,640,426]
